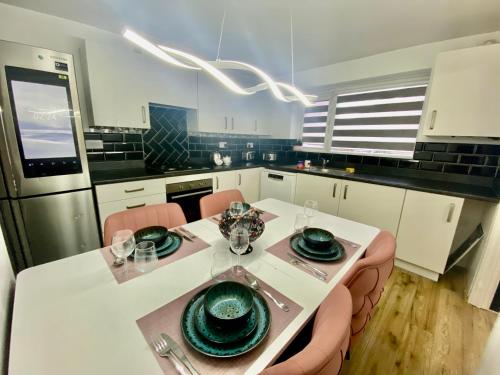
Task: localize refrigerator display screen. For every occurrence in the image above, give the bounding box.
[5,66,82,178]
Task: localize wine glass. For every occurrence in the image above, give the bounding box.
[230,227,249,277]
[111,229,136,272]
[229,201,244,217]
[134,241,158,273]
[304,200,318,224]
[294,213,309,233]
[210,251,232,282]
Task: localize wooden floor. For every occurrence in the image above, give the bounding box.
[341,267,498,375]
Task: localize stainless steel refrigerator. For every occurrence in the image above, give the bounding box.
[0,40,100,272]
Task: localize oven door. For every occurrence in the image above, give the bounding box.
[167,186,213,223]
[0,41,90,197]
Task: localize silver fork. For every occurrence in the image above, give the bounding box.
[152,336,189,374]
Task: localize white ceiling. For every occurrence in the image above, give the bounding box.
[2,0,500,76]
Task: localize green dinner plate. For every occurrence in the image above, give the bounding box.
[297,237,339,256]
[130,232,182,259]
[290,233,345,262]
[194,298,258,344]
[181,287,271,357]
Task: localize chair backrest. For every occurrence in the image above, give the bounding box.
[103,203,187,246]
[340,230,396,342]
[260,284,352,375]
[199,189,245,219]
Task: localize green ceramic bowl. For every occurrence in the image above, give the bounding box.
[134,226,168,246]
[302,228,335,249]
[204,281,254,327]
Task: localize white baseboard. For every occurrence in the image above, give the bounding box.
[395,259,440,281]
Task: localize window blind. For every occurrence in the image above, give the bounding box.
[301,100,330,149]
[331,85,427,158]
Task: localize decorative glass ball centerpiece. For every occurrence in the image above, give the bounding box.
[218,206,265,255]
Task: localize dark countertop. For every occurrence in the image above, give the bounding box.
[90,162,499,203]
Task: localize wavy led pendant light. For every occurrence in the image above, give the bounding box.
[123,27,316,106]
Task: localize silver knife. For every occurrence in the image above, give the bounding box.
[162,334,200,375]
[173,229,193,242]
[178,227,196,240]
[287,253,328,277]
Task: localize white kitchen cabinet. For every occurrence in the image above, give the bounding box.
[294,174,341,215]
[213,171,237,192]
[396,190,464,275]
[82,39,150,129]
[422,43,500,137]
[97,193,166,230]
[236,168,261,203]
[197,75,270,135]
[337,180,406,236]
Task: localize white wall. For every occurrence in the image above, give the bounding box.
[296,30,500,144]
[0,226,15,375]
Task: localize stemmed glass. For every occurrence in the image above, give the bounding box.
[134,241,158,273]
[294,213,309,233]
[210,251,232,282]
[230,227,249,276]
[229,201,244,217]
[111,229,136,273]
[304,200,318,224]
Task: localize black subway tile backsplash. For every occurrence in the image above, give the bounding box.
[443,164,469,175]
[485,156,499,167]
[114,143,135,151]
[469,166,497,177]
[447,143,476,154]
[459,155,485,165]
[476,144,500,155]
[433,153,459,163]
[124,133,142,142]
[84,113,499,182]
[101,133,123,142]
[424,143,447,152]
[414,151,433,161]
[420,161,444,172]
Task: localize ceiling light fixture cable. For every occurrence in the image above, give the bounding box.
[216,9,227,61]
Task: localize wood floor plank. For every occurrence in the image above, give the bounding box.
[341,267,497,375]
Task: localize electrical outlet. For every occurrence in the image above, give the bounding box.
[219,142,227,148]
[246,142,254,149]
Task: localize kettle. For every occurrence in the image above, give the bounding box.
[213,152,223,166]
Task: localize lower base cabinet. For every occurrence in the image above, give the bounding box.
[294,174,341,215]
[236,168,261,203]
[337,180,406,236]
[396,190,464,275]
[97,193,166,230]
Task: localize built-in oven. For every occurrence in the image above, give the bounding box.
[166,179,213,222]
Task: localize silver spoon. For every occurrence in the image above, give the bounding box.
[244,274,290,312]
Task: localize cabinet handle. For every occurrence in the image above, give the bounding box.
[216,176,219,190]
[126,203,146,209]
[332,183,337,198]
[224,116,228,130]
[231,117,234,130]
[343,185,348,200]
[446,203,456,223]
[238,173,242,185]
[124,187,144,193]
[141,106,146,124]
[429,110,437,130]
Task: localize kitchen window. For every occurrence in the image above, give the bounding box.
[298,82,428,159]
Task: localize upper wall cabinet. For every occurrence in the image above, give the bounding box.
[81,37,197,129]
[422,43,500,138]
[196,74,295,137]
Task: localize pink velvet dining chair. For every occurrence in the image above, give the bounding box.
[260,284,352,375]
[103,203,187,246]
[340,230,396,344]
[199,189,245,219]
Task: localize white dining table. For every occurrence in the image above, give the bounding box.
[8,198,379,375]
